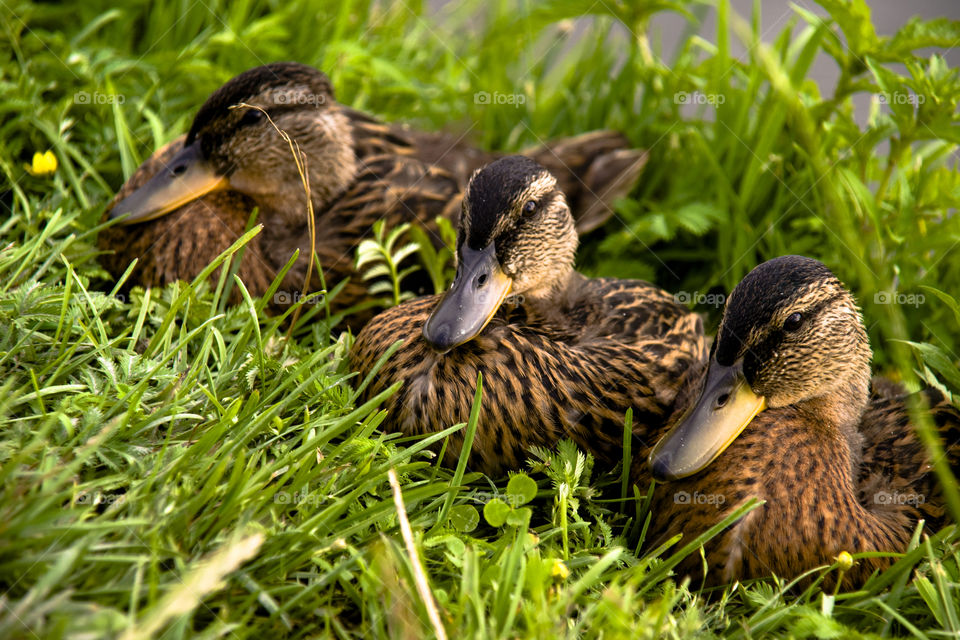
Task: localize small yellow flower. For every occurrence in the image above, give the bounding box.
[550,559,570,581]
[836,551,854,571]
[25,150,57,176]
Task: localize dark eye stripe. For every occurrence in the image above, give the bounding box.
[782,292,845,329]
[741,291,847,381]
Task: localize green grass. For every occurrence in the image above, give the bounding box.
[2,0,960,637]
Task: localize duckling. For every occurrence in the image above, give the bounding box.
[640,255,960,588]
[100,62,460,326]
[350,156,706,476]
[99,62,646,319]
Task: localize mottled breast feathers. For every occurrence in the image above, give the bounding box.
[351,275,707,476]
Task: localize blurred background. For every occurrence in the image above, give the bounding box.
[653,0,960,96]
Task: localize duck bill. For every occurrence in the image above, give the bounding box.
[422,243,512,353]
[108,142,229,224]
[649,359,767,481]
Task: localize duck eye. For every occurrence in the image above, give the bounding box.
[783,312,803,332]
[238,109,265,127]
[522,200,537,216]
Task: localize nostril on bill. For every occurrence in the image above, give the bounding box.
[715,393,730,408]
[475,273,488,288]
[171,164,187,177]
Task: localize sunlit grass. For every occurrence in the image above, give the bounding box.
[1,0,960,637]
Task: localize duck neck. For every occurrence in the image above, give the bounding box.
[794,356,872,477]
[517,265,578,318]
[305,108,359,209]
[744,411,911,588]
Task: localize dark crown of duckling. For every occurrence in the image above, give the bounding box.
[715,256,840,365]
[717,255,872,413]
[188,62,356,217]
[186,62,336,150]
[461,156,577,292]
[109,62,357,226]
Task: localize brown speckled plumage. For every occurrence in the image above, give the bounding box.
[635,255,960,588]
[351,157,705,476]
[99,63,646,326]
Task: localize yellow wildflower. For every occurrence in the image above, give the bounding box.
[550,559,570,580]
[25,150,57,176]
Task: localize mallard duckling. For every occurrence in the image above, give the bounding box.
[99,62,460,325]
[99,62,646,318]
[641,255,960,588]
[350,156,706,476]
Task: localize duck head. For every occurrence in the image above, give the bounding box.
[109,62,357,226]
[649,255,873,480]
[422,156,578,352]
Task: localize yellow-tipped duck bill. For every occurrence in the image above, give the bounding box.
[649,359,767,481]
[108,142,229,224]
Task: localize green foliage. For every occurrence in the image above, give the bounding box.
[481,473,537,528]
[356,220,421,307]
[408,216,458,294]
[356,217,457,311]
[2,0,960,638]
